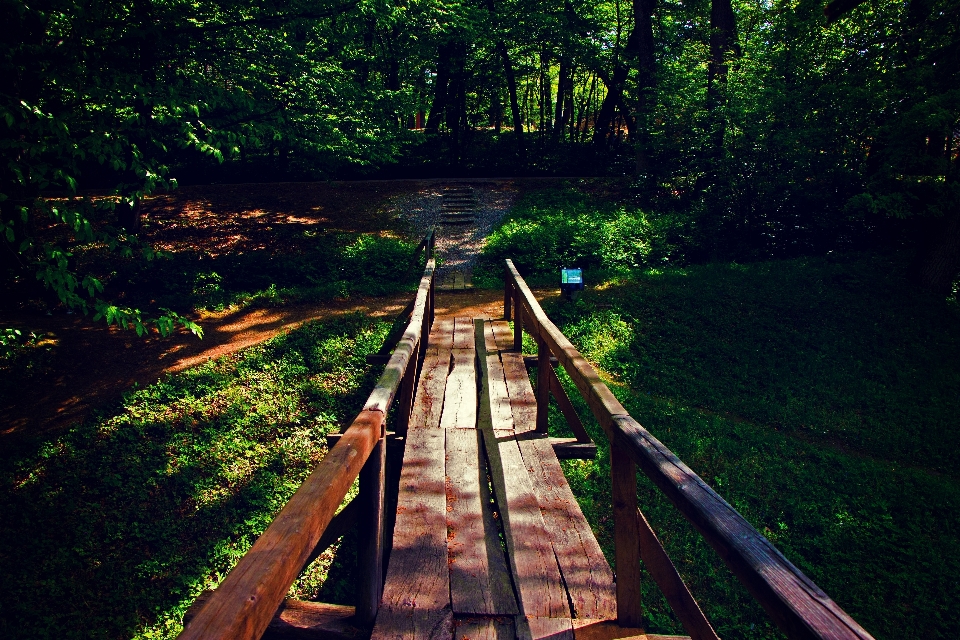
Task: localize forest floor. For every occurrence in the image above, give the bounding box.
[0,179,528,440]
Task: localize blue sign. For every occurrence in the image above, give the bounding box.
[561,268,582,285]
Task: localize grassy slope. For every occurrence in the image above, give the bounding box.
[546,253,960,639]
[0,314,389,639]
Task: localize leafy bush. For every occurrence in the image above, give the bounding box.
[474,186,688,287]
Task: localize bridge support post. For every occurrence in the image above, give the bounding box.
[611,445,644,627]
[536,337,550,433]
[357,431,386,627]
[513,303,524,352]
[504,278,513,320]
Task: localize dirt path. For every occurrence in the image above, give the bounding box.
[0,288,524,439]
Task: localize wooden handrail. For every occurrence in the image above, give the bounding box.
[503,259,875,640]
[178,255,436,640]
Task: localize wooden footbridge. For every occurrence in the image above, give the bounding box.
[180,233,875,640]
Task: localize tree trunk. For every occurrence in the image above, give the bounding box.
[425,42,453,134]
[707,0,738,150]
[634,0,656,173]
[497,41,526,165]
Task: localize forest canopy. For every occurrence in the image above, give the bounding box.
[1,0,958,330]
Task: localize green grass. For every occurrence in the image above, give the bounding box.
[0,313,389,639]
[541,253,960,639]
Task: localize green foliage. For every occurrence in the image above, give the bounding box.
[0,313,388,639]
[475,186,689,287]
[547,252,960,638]
[116,233,419,313]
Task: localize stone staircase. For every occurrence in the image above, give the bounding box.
[440,185,477,225]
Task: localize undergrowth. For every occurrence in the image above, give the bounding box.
[0,313,388,639]
[544,252,960,639]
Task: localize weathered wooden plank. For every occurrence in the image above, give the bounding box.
[515,434,616,621]
[440,349,477,430]
[489,320,513,353]
[179,410,384,640]
[373,424,451,640]
[517,616,574,640]
[549,438,597,460]
[535,339,551,433]
[482,323,514,431]
[454,316,475,349]
[500,350,538,435]
[431,317,456,350]
[373,606,453,640]
[445,428,519,615]
[454,617,514,640]
[184,596,363,640]
[411,350,453,431]
[572,619,690,640]
[476,320,570,620]
[635,509,718,640]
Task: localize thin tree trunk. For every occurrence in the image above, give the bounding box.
[707,0,738,150]
[425,42,453,134]
[634,0,657,174]
[496,41,526,164]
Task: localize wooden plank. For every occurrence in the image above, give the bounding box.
[179,410,384,640]
[373,606,453,640]
[411,351,453,431]
[454,617,514,640]
[483,323,514,430]
[490,320,514,353]
[445,428,519,615]
[500,351,538,435]
[517,617,574,640]
[440,349,476,430]
[184,596,363,640]
[572,620,691,640]
[475,320,570,620]
[550,438,597,460]
[454,316,475,349]
[635,509,719,640]
[611,447,643,627]
[431,317,456,350]
[516,434,616,621]
[611,414,876,640]
[373,424,451,640]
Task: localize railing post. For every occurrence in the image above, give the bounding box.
[504,276,512,321]
[611,445,643,627]
[357,425,387,627]
[513,302,524,352]
[396,360,416,436]
[536,337,550,433]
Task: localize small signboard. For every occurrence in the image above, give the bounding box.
[561,268,583,285]
[560,267,584,301]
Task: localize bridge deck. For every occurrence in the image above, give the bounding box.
[372,316,637,640]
